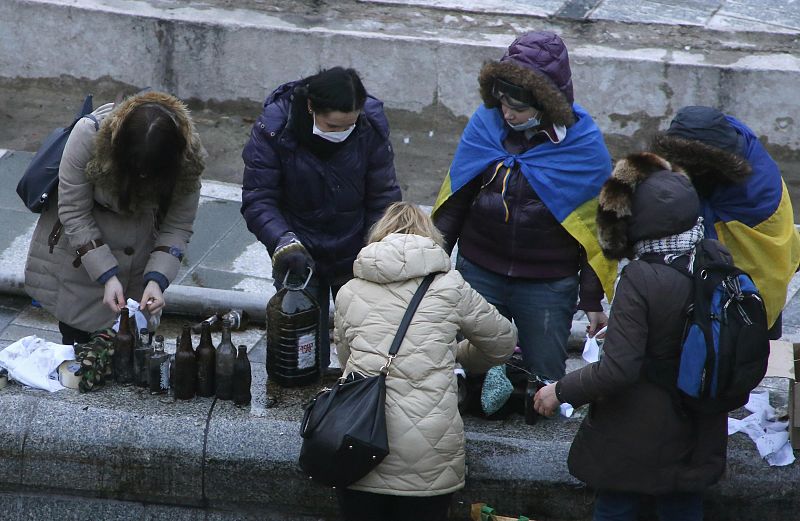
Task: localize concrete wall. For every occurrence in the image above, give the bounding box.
[2,0,800,206]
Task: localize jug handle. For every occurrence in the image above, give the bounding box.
[283,267,314,290]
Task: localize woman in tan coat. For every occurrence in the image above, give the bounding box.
[334,202,517,521]
[25,92,204,344]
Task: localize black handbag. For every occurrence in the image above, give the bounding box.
[16,95,95,213]
[298,273,437,487]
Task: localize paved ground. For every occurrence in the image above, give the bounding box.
[2,1,800,518]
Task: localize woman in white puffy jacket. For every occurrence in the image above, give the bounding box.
[334,201,518,521]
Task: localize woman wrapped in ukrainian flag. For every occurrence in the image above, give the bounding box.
[432,31,617,382]
[652,106,800,339]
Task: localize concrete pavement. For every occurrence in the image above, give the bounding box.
[1,144,800,519]
[2,0,800,519]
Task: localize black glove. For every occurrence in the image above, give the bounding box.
[272,238,315,279]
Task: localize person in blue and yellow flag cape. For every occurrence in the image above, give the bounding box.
[652,106,800,339]
[432,31,617,381]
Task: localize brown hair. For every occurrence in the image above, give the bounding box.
[367,202,445,247]
[112,103,187,214]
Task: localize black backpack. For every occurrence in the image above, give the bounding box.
[644,239,770,414]
[16,95,95,212]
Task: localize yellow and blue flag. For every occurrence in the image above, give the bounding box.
[704,116,800,327]
[432,103,618,300]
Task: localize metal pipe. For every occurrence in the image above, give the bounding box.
[0,271,271,324]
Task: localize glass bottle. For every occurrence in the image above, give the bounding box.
[174,325,197,400]
[195,322,216,397]
[148,335,170,394]
[134,328,152,388]
[233,345,252,406]
[215,319,236,400]
[192,309,250,333]
[222,309,249,331]
[113,308,135,384]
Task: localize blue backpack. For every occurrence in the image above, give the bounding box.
[645,239,770,414]
[16,95,95,212]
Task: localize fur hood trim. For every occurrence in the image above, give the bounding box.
[85,92,205,213]
[478,61,576,128]
[596,153,684,260]
[650,133,752,187]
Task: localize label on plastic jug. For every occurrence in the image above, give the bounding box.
[297,333,316,369]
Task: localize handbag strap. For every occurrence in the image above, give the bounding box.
[380,272,437,374]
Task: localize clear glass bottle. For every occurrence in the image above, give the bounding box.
[134,328,151,388]
[148,335,170,395]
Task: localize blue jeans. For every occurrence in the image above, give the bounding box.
[456,254,578,380]
[594,491,703,521]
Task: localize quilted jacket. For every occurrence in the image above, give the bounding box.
[334,233,517,496]
[241,81,401,278]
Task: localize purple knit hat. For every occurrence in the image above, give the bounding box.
[479,31,576,127]
[501,31,574,104]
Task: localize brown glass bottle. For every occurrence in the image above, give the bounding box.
[113,308,135,384]
[233,345,252,406]
[196,322,216,397]
[174,325,197,400]
[215,319,236,400]
[133,328,152,388]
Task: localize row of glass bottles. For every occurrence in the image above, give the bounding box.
[112,309,251,405]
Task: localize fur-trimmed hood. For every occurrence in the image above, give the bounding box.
[650,106,752,197]
[597,153,699,260]
[478,31,576,127]
[85,91,205,213]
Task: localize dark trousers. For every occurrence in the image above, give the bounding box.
[593,491,703,521]
[59,321,91,346]
[337,489,453,521]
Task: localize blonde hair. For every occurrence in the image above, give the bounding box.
[367,202,445,247]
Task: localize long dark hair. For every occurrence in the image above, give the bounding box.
[289,67,367,144]
[112,103,187,214]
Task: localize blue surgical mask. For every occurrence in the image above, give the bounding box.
[312,113,356,143]
[507,114,541,131]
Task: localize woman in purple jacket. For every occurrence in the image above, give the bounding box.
[432,32,613,382]
[241,67,401,374]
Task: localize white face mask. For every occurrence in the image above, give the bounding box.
[507,114,541,131]
[312,113,356,143]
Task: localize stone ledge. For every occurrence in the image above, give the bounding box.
[0,380,797,520]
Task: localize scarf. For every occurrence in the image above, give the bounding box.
[634,218,705,272]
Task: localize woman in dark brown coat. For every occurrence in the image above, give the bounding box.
[534,153,728,521]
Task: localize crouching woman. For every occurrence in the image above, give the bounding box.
[334,202,518,521]
[25,92,204,344]
[534,154,728,521]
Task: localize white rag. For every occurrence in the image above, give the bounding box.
[727,389,795,467]
[112,298,151,333]
[0,335,75,392]
[582,326,607,363]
